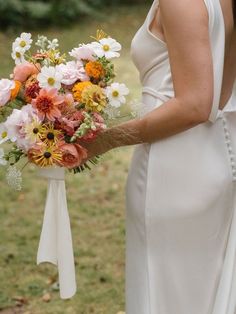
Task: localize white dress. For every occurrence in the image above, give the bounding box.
[125,0,236,313]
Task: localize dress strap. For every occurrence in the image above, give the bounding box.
[204,0,226,123]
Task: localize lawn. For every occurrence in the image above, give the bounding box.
[0,4,148,314]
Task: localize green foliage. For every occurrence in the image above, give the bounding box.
[0,0,94,29]
[0,0,152,29]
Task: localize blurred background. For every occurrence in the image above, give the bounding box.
[0,0,151,314]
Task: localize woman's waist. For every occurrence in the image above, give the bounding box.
[139,86,172,117]
[140,86,236,119]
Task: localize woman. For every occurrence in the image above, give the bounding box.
[83,0,236,313]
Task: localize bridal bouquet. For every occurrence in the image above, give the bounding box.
[0,30,129,190]
[0,31,130,299]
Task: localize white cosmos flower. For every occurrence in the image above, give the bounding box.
[37,66,63,90]
[0,148,7,166]
[105,83,129,108]
[0,123,9,144]
[12,32,32,52]
[0,79,15,106]
[11,46,26,65]
[90,38,121,59]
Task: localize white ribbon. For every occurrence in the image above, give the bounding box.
[37,166,76,299]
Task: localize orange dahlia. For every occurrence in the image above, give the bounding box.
[32,88,64,121]
[72,81,92,102]
[85,61,105,80]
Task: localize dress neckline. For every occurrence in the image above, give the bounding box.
[146,0,167,48]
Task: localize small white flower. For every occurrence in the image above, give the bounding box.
[47,38,59,50]
[90,38,121,59]
[37,66,63,90]
[105,82,129,108]
[104,106,121,119]
[35,35,48,52]
[11,46,26,65]
[12,32,32,52]
[0,148,7,166]
[129,100,143,118]
[0,123,9,144]
[0,79,15,106]
[6,166,22,191]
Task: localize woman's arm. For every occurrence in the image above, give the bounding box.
[83,0,214,158]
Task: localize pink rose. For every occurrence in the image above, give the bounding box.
[59,143,87,169]
[57,61,89,86]
[13,62,40,83]
[69,44,96,62]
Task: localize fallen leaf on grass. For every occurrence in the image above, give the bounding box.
[12,296,28,306]
[46,275,57,285]
[42,293,51,302]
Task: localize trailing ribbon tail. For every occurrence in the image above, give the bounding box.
[37,167,77,299]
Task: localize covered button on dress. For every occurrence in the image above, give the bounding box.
[125,0,236,313]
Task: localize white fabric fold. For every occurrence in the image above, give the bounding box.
[37,166,76,299]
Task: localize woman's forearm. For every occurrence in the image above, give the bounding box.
[106,96,208,149]
[82,97,209,159]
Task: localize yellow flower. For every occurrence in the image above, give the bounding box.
[90,29,108,41]
[85,61,105,80]
[24,118,43,143]
[81,84,107,112]
[72,81,92,102]
[40,123,63,146]
[47,50,66,65]
[28,143,62,167]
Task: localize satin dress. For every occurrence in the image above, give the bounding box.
[125,0,236,313]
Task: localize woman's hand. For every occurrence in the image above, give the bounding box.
[79,121,143,163]
[79,128,114,162]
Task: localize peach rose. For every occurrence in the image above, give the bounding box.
[59,143,87,169]
[13,62,40,83]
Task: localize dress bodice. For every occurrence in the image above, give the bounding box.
[130,0,173,108]
[130,0,235,122]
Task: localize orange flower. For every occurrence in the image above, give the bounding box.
[72,81,92,102]
[28,143,62,167]
[32,88,64,121]
[10,80,22,100]
[85,61,105,80]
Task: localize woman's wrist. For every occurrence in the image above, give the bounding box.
[103,118,145,149]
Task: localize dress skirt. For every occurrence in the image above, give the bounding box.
[125,95,236,314]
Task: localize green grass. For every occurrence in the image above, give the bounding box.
[0,5,148,314]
